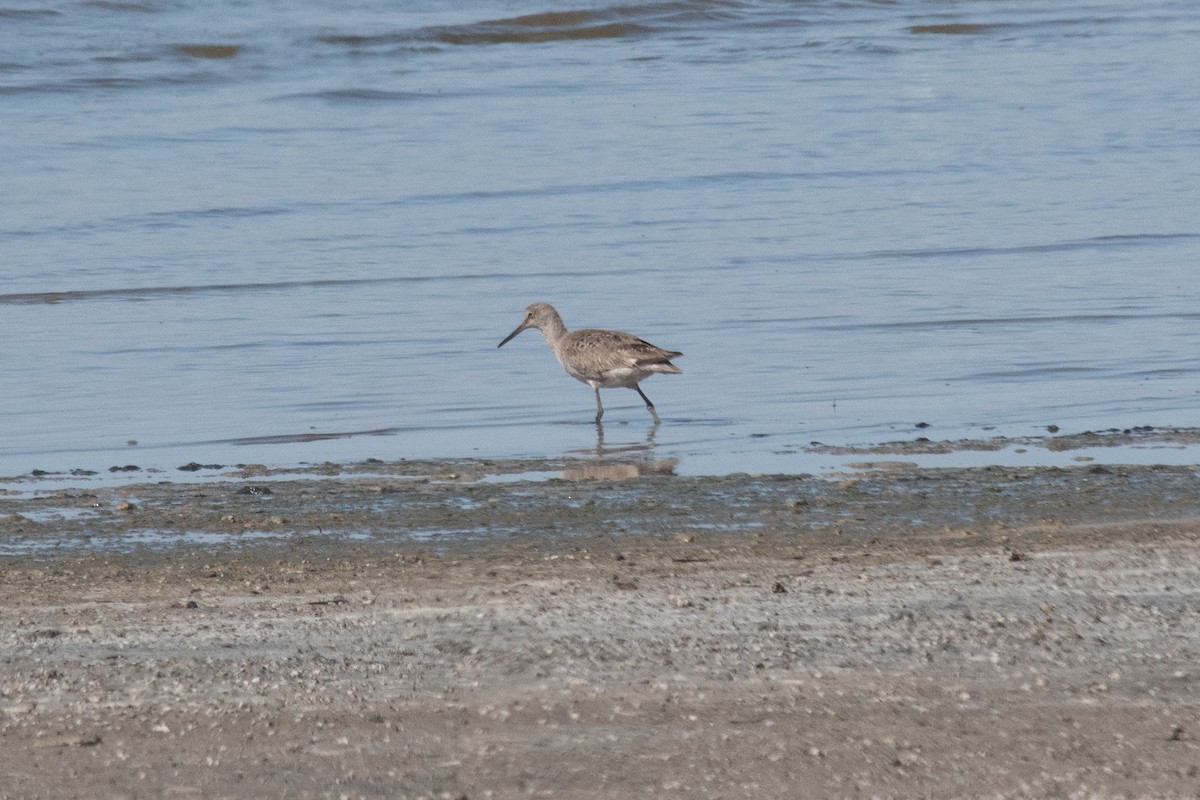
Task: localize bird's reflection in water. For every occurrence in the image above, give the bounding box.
[595,418,658,451]
[560,420,676,481]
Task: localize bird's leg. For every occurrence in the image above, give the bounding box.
[594,387,604,423]
[635,386,660,423]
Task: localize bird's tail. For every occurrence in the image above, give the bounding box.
[648,360,682,375]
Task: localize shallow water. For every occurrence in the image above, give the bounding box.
[3,0,1199,477]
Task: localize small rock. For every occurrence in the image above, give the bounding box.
[772,582,788,594]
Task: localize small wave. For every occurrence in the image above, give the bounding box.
[434,21,653,45]
[836,232,1200,263]
[141,205,291,225]
[492,10,611,28]
[7,76,144,92]
[0,7,59,18]
[82,1,158,10]
[0,279,389,306]
[816,311,1200,333]
[278,88,431,103]
[313,32,430,48]
[908,17,1123,38]
[226,428,399,446]
[93,51,158,65]
[0,71,225,95]
[909,23,1013,35]
[316,1,738,49]
[1091,232,1200,244]
[0,273,506,306]
[961,365,1108,381]
[173,43,241,59]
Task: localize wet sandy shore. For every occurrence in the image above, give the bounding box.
[2,456,1199,799]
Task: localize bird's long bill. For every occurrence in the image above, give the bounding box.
[497,322,527,348]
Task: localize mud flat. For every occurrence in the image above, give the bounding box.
[2,456,1199,799]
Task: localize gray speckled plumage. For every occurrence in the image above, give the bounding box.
[498,302,682,423]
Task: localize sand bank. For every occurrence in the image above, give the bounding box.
[2,460,1199,798]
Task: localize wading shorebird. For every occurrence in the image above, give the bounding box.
[498,302,682,423]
